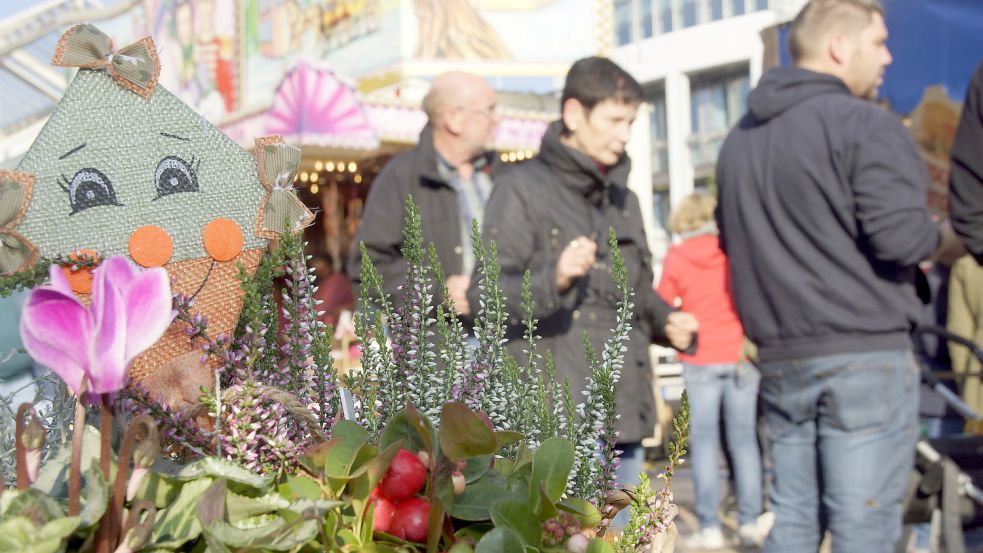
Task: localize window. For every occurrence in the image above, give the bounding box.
[681,0,698,27]
[659,0,674,33]
[709,0,723,20]
[731,0,746,15]
[755,0,769,10]
[615,0,633,45]
[688,66,750,168]
[640,0,654,38]
[648,91,669,179]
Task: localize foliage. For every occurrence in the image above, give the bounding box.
[2,196,682,552]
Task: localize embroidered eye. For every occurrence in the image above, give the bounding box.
[154,155,200,199]
[59,168,123,215]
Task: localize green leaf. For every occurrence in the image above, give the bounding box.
[463,454,493,483]
[381,405,435,454]
[75,466,109,529]
[493,431,523,450]
[534,483,559,521]
[529,437,574,506]
[557,497,602,528]
[2,489,64,525]
[350,439,403,502]
[151,476,214,549]
[474,527,524,553]
[448,471,512,521]
[0,515,80,553]
[489,500,541,548]
[173,457,274,489]
[133,471,180,508]
[197,479,227,529]
[439,403,496,461]
[333,419,370,443]
[321,428,371,479]
[203,518,284,548]
[226,489,292,524]
[585,537,615,553]
[285,474,323,500]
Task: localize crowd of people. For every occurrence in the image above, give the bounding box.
[348,0,983,551]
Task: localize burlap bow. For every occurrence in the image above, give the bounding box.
[51,24,160,99]
[0,171,39,275]
[254,136,315,239]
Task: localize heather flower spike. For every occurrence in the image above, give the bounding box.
[20,255,174,397]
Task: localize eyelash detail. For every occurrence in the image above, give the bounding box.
[153,155,201,199]
[59,167,123,215]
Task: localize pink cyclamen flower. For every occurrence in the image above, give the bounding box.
[20,256,175,397]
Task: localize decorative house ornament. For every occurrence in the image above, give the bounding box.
[2,23,314,392]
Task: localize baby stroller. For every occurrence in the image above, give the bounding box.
[899,326,983,553]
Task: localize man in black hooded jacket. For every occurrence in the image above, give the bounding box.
[715,1,963,552]
[949,61,983,261]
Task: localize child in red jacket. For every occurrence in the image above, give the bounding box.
[657,192,762,549]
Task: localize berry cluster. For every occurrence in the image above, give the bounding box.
[369,449,431,542]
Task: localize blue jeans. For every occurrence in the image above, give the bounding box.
[759,350,919,553]
[612,441,645,530]
[683,362,763,529]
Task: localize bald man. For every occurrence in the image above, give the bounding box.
[349,72,499,317]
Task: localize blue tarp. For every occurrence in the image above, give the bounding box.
[777,0,983,113]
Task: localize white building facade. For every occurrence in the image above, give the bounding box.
[609,0,806,264]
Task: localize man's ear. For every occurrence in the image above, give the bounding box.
[444,108,464,135]
[561,98,586,132]
[828,32,850,66]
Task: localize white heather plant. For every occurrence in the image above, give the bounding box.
[350,197,632,506]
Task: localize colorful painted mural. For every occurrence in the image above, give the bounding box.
[147,0,240,119]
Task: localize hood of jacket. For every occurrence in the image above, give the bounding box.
[536,120,631,203]
[672,233,726,270]
[748,66,852,122]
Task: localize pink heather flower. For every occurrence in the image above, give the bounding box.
[20,256,175,397]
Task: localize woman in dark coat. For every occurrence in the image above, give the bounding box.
[471,57,698,500]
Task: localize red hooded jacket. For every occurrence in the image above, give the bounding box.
[656,233,744,364]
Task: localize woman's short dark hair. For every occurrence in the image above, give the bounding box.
[561,57,644,112]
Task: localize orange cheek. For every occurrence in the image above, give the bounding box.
[129,225,174,268]
[63,249,100,294]
[202,218,243,262]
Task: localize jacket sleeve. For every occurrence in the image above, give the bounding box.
[655,249,679,306]
[347,164,409,303]
[851,108,940,266]
[949,62,983,261]
[621,191,674,345]
[467,171,563,322]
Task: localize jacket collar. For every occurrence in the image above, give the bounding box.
[536,120,631,203]
[415,124,501,186]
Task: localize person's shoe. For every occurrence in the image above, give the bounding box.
[738,522,762,547]
[684,526,726,550]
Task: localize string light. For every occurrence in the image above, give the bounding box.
[516,151,525,161]
[354,174,362,184]
[310,183,319,194]
[325,161,335,172]
[300,172,309,182]
[348,161,357,173]
[500,153,508,162]
[508,152,517,162]
[314,161,323,171]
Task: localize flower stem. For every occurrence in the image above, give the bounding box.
[14,403,31,490]
[95,395,114,553]
[68,394,86,516]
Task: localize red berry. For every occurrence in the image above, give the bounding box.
[379,449,427,501]
[390,497,431,542]
[368,495,397,533]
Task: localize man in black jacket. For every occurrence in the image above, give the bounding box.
[949,61,983,262]
[472,57,698,519]
[716,1,964,551]
[349,72,499,316]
